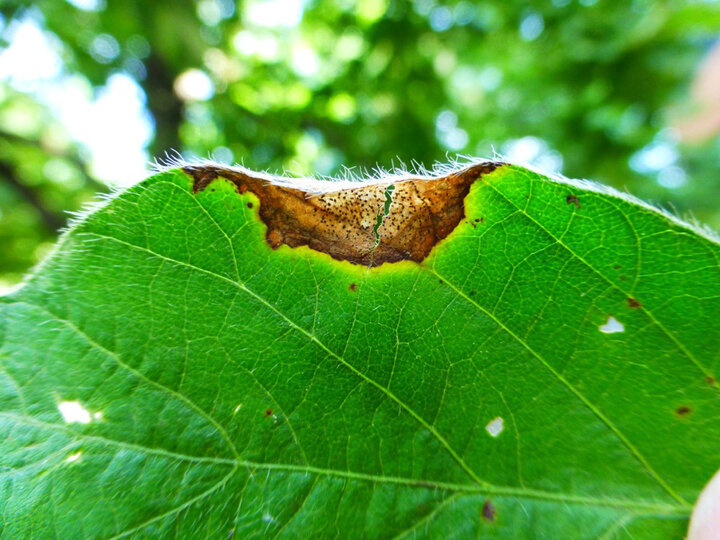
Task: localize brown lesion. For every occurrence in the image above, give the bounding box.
[183,161,503,267]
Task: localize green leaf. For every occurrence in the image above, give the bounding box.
[2,163,719,538]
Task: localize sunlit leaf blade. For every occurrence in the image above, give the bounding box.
[2,163,719,538]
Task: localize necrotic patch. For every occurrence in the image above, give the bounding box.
[184,161,502,266]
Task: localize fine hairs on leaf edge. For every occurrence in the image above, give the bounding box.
[154,151,501,194]
[156,150,720,245]
[2,153,718,299]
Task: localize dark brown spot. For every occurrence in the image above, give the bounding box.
[469,290,476,296]
[438,279,444,284]
[566,194,581,209]
[706,376,716,386]
[676,406,692,417]
[613,264,621,270]
[264,409,273,417]
[184,162,504,267]
[348,283,357,292]
[247,202,253,209]
[482,499,496,522]
[627,298,641,309]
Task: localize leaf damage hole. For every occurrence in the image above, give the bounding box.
[372,183,395,247]
[599,316,624,334]
[485,416,504,437]
[65,451,82,464]
[482,499,496,522]
[262,512,276,523]
[58,401,93,424]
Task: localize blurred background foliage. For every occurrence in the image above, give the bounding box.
[1,0,720,290]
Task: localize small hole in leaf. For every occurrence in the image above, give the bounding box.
[599,316,624,334]
[65,451,82,463]
[485,416,504,437]
[262,512,275,523]
[58,401,92,424]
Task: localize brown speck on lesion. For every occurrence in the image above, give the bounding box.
[482,499,496,522]
[183,161,503,266]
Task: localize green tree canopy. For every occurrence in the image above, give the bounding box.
[1,0,720,285]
